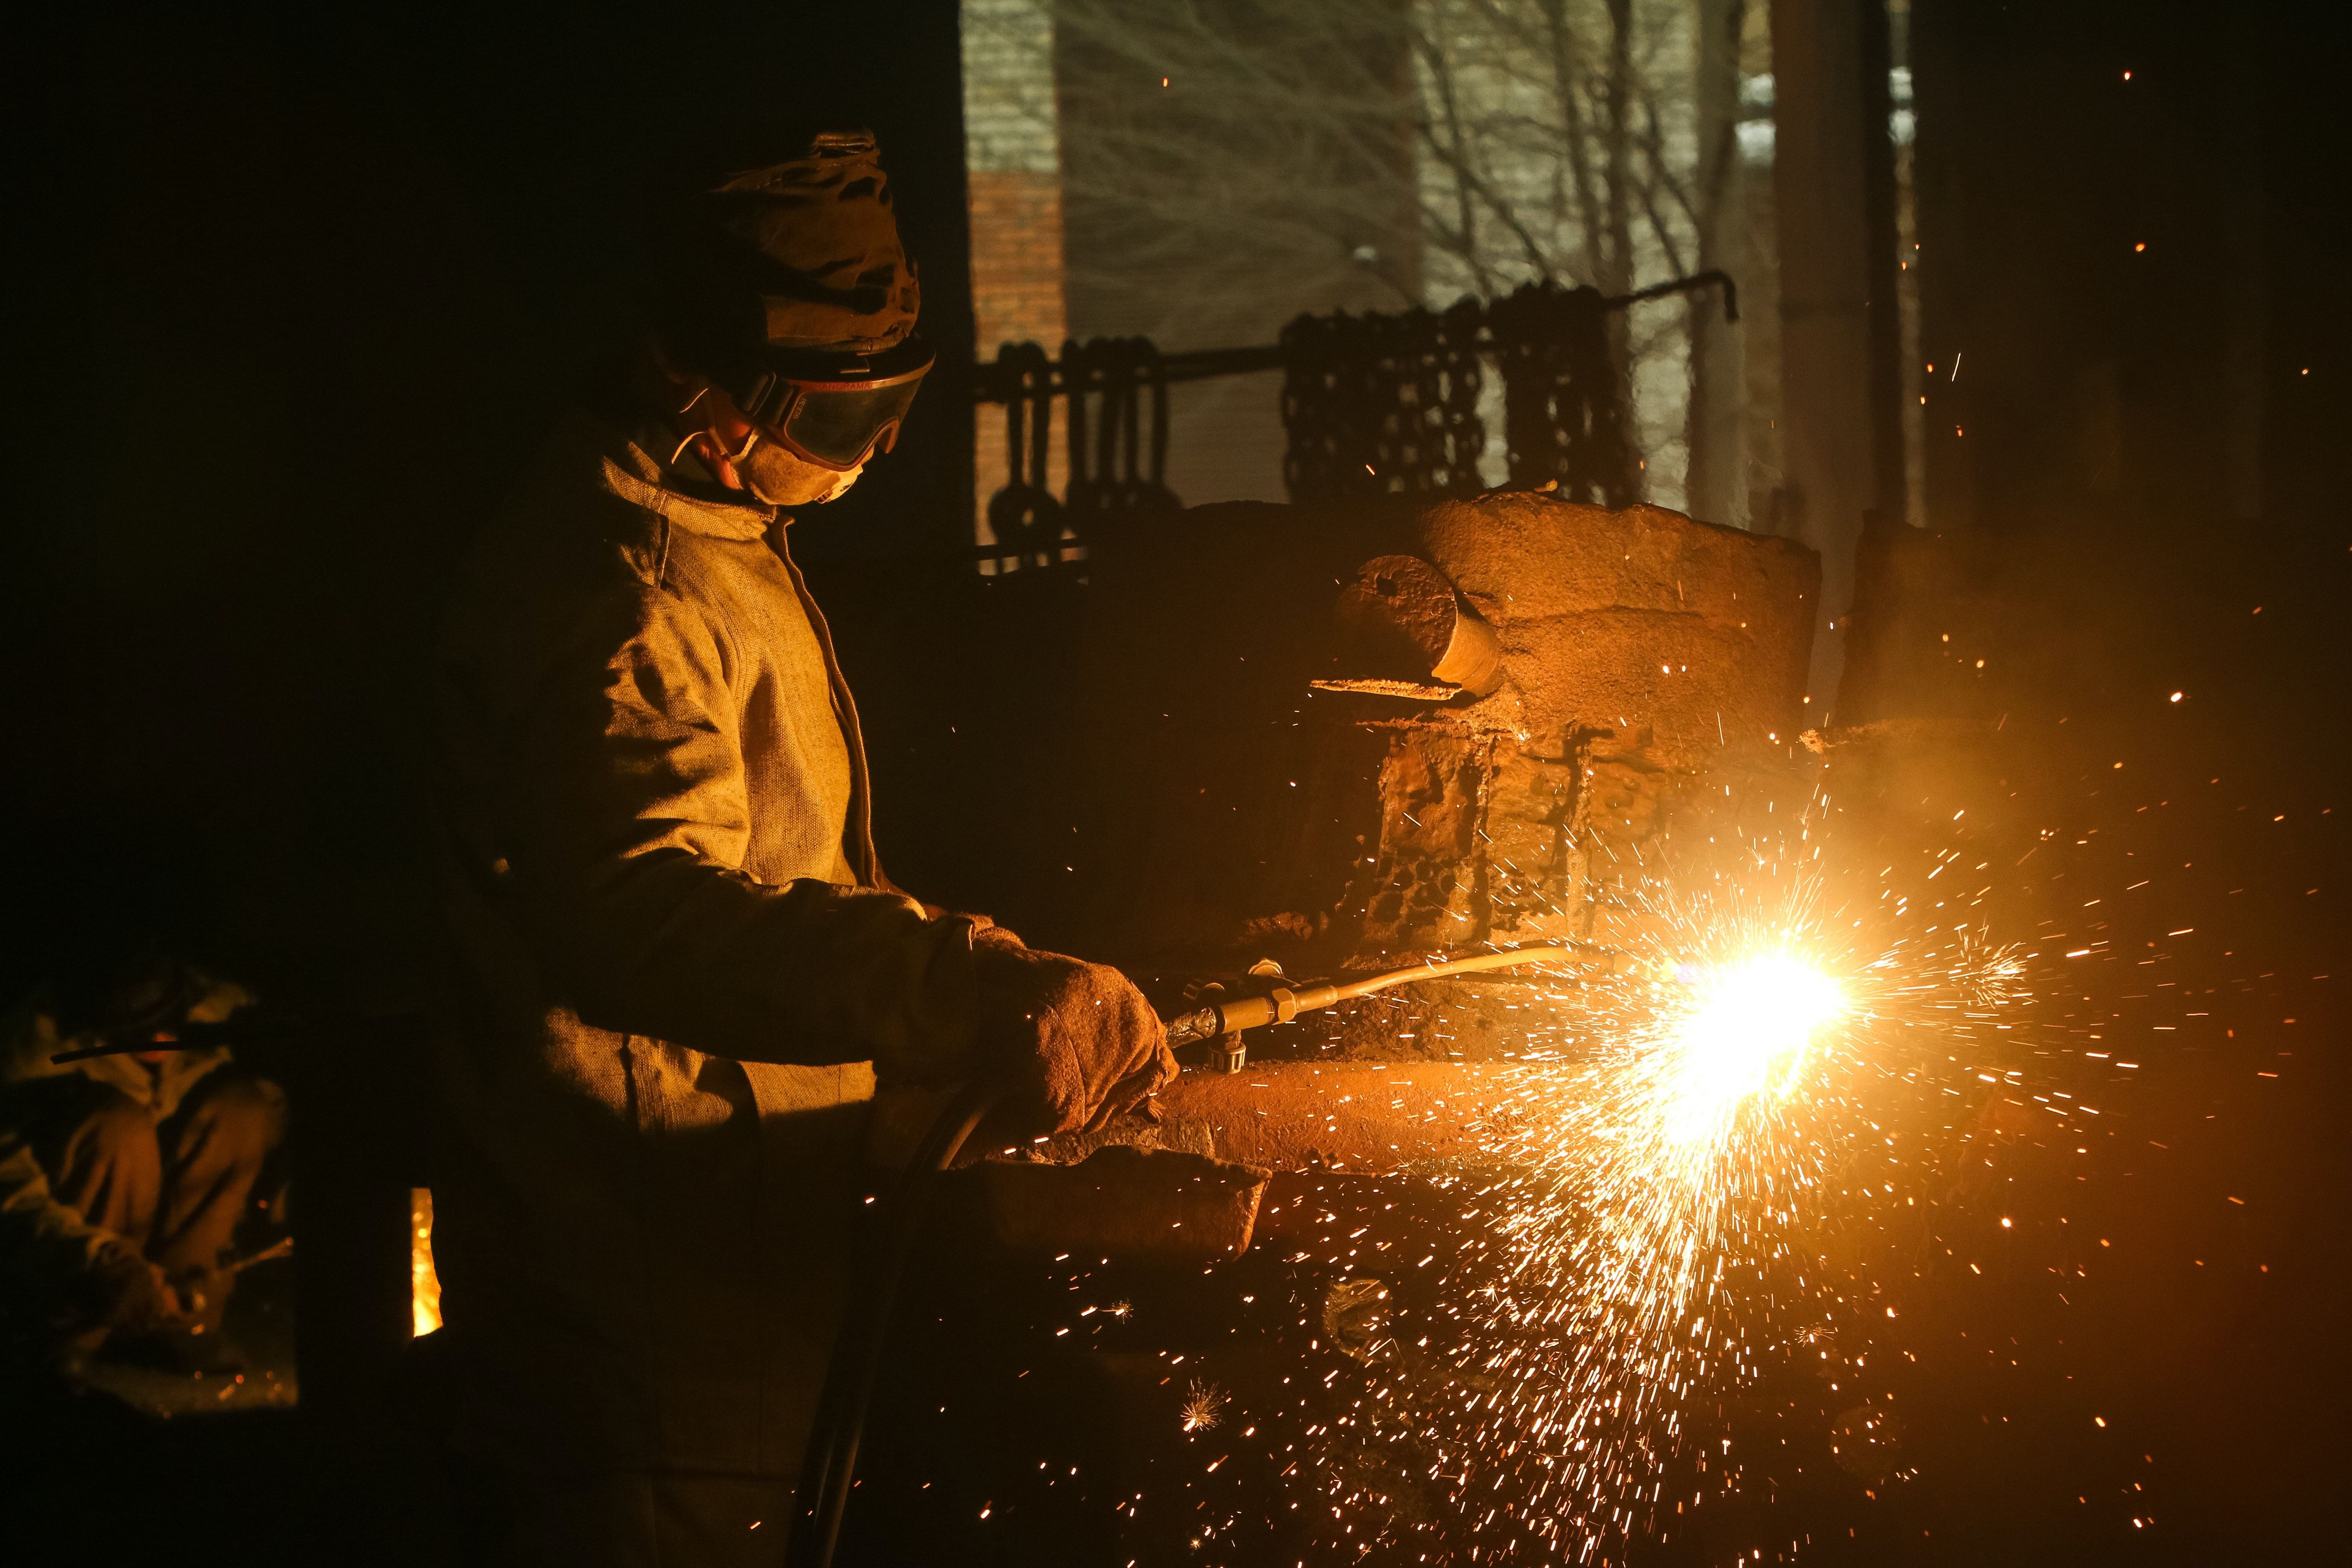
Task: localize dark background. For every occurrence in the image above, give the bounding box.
[1,2,2346,1564]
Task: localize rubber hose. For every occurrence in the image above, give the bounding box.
[787,1078,1009,1568]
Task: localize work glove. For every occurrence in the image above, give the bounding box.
[921,905,1017,947]
[60,1244,184,1337]
[973,940,1177,1138]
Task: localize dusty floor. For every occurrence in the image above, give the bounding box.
[5,1256,303,1567]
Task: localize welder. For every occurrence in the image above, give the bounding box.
[0,952,284,1370]
[430,126,1175,1565]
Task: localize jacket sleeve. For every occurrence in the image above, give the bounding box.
[0,1133,116,1294]
[487,576,976,1083]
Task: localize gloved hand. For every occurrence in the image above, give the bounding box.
[973,942,1177,1137]
[921,903,1012,937]
[61,1245,184,1337]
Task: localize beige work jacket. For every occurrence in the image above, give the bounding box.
[432,415,975,1486]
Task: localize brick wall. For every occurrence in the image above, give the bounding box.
[969,168,1067,352]
[962,1,1069,554]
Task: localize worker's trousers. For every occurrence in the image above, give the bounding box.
[6,1070,285,1295]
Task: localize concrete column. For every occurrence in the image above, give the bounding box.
[1770,0,1879,711]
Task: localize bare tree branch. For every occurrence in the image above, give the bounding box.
[1415,24,1498,298]
[1638,90,1698,268]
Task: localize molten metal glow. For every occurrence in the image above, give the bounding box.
[411,1186,443,1337]
[1657,953,1845,1152]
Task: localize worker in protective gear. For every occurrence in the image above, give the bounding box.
[431,126,1175,1566]
[0,953,285,1367]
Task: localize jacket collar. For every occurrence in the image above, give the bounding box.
[584,416,781,542]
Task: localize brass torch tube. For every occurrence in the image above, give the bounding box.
[1210,943,1598,1035]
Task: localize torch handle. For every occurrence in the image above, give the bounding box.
[1164,944,1602,1060]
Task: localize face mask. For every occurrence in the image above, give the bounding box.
[719,426,865,507]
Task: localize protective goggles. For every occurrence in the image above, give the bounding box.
[726,335,934,472]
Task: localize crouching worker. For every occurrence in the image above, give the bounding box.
[0,953,285,1369]
[430,124,1176,1566]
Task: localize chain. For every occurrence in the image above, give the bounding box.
[1064,336,1181,528]
[1487,281,1638,507]
[1280,297,1487,503]
[981,279,1655,551]
[982,340,1067,569]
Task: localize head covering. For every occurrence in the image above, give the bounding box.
[653,127,920,373]
[49,947,212,1043]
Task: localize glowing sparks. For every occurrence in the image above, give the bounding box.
[1274,851,2032,1565]
[1035,794,2037,1563]
[1181,1378,1229,1433]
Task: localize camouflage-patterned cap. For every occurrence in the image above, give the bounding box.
[660,127,919,364]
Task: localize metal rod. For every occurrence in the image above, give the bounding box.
[49,1017,273,1064]
[971,273,1738,405]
